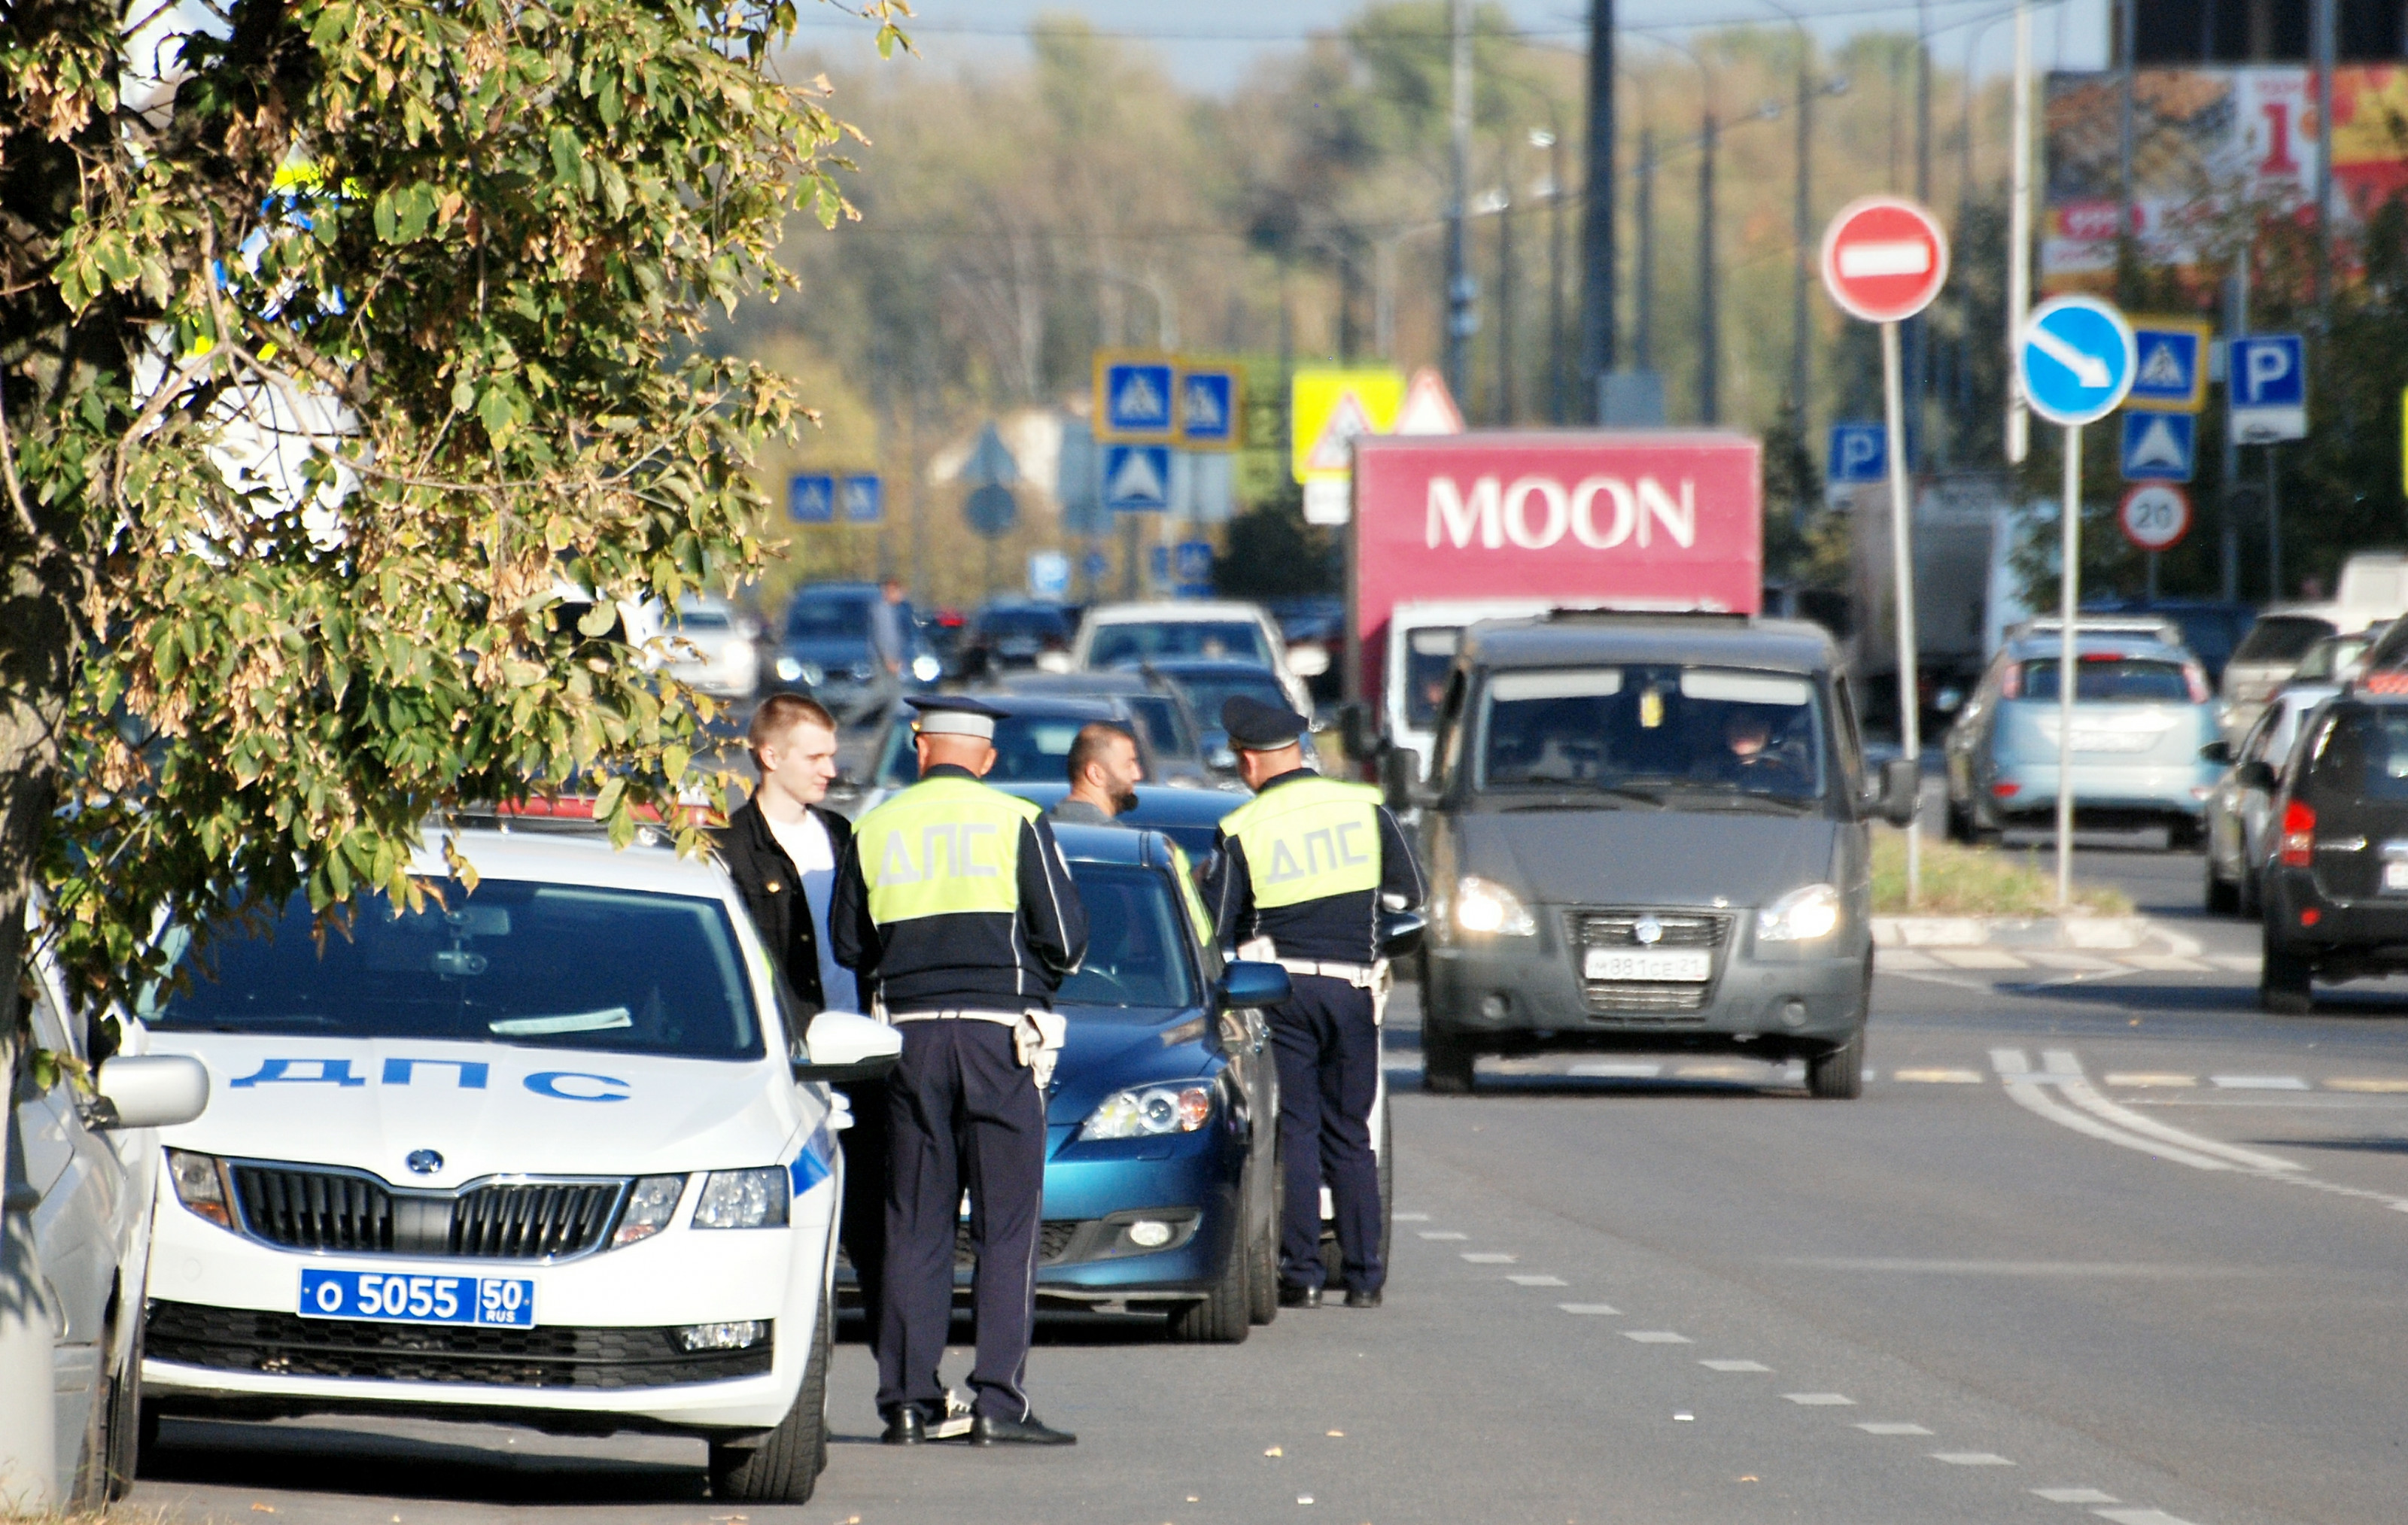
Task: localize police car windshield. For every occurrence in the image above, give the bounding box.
[1476,664,1827,803]
[142,879,764,1060]
[874,715,1149,787]
[1057,864,1199,1011]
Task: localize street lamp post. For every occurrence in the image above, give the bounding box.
[1533,126,1567,424]
[1446,0,1475,403]
[1698,105,1719,424]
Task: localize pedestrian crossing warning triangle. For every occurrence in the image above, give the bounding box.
[2128,415,2187,469]
[1393,366,1465,435]
[1303,390,1379,473]
[1105,446,1168,506]
[1113,369,1168,424]
[2138,341,2188,390]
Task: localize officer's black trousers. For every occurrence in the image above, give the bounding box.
[835,1079,889,1337]
[875,1019,1045,1423]
[1269,975,1384,1294]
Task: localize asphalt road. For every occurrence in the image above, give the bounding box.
[126,841,2408,1525]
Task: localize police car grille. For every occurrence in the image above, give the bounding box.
[451,1183,623,1259]
[233,1165,395,1253]
[144,1301,771,1389]
[1571,909,1730,1019]
[230,1166,625,1259]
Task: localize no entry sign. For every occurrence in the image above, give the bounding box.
[1820,196,1949,324]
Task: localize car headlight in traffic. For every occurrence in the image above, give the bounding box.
[1452,874,1537,937]
[911,653,942,682]
[774,655,804,682]
[692,1167,791,1229]
[611,1174,689,1247]
[167,1149,235,1230]
[1756,882,1843,943]
[1081,1083,1213,1140]
[722,637,755,666]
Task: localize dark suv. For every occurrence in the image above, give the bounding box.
[2258,693,2408,1012]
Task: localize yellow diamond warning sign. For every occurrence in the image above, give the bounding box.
[1291,368,1403,484]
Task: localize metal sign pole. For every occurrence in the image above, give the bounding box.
[1882,318,1921,906]
[2057,422,2081,910]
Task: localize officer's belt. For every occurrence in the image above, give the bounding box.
[1275,958,1379,988]
[887,1008,1026,1025]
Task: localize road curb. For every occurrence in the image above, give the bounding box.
[1871,916,2198,953]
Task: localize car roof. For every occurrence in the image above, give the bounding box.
[997,670,1160,695]
[2002,631,2190,662]
[417,828,734,898]
[1004,781,1242,826]
[962,691,1132,719]
[1085,600,1269,624]
[1049,821,1181,869]
[1460,613,1839,673]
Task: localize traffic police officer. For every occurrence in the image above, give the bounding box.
[1203,696,1424,1309]
[830,695,1089,1447]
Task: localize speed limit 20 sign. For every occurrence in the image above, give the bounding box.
[2119,483,2191,552]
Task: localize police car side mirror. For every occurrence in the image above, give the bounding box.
[90,1054,210,1130]
[1218,961,1291,1010]
[793,1010,904,1084]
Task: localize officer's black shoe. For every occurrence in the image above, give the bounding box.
[1344,1288,1383,1309]
[880,1406,928,1446]
[970,1412,1078,1446]
[1278,1282,1321,1309]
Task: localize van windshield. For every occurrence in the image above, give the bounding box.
[1476,665,1826,804]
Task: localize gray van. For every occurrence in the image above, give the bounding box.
[1383,613,1915,1098]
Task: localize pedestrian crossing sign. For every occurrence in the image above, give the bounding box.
[2124,318,2209,413]
[1177,365,1242,450]
[1094,350,1177,443]
[1291,367,1404,484]
[2120,410,2196,483]
[1102,443,1172,512]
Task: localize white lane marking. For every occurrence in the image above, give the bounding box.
[1774,1256,2262,1278]
[2121,954,2211,971]
[2102,1073,2197,1088]
[1990,1051,2243,1171]
[1570,1061,1662,1078]
[2040,1051,2306,1172]
[1893,1068,1985,1083]
[1394,1211,1431,1221]
[2033,1488,2121,1504]
[1698,1359,1770,1372]
[2212,1074,2310,1090]
[1933,949,2028,969]
[1558,1303,1621,1315]
[1507,1274,1567,1287]
[1932,1451,2015,1466]
[1783,1393,1856,1405]
[1877,949,1944,971]
[1418,1231,1469,1241]
[1676,1061,1767,1080]
[2093,1511,2203,1525]
[1461,1252,1516,1263]
[2327,1077,2408,1093]
[1856,1422,1934,1435]
[1623,1331,1692,1343]
[2207,953,2262,971]
[2025,952,2120,971]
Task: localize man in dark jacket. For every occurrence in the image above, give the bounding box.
[713,692,886,1334]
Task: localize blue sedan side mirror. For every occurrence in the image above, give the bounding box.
[1218,961,1291,1010]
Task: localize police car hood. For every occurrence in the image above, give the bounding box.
[1459,807,1835,909]
[144,1034,807,1187]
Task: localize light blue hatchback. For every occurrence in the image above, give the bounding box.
[1943,626,2223,845]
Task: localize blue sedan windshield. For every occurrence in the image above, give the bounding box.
[1059,864,1199,1010]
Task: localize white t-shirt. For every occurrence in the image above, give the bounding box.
[763,808,858,1014]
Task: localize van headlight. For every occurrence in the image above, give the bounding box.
[692,1167,791,1229]
[1081,1084,1213,1140]
[1756,882,1843,943]
[1452,875,1536,937]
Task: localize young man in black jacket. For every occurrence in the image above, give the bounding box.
[713,693,886,1334]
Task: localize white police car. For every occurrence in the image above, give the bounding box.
[133,828,898,1502]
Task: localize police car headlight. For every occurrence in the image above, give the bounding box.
[1081,1084,1213,1140]
[1756,882,1843,943]
[1451,875,1536,937]
[166,1149,235,1231]
[611,1174,688,1247]
[693,1167,791,1229]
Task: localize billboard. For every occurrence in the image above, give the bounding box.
[2043,65,2408,295]
[1348,432,1763,709]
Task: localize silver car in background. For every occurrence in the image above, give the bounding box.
[664,593,764,700]
[2204,686,2335,916]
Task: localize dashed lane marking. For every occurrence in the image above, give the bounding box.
[2207,953,2261,971]
[2327,1077,2408,1093]
[2211,1074,2310,1090]
[1698,1359,1770,1372]
[1507,1274,1567,1287]
[1418,1231,1468,1241]
[1622,1331,1692,1343]
[1557,1303,1620,1315]
[1893,1067,1985,1083]
[1783,1393,1856,1406]
[1932,949,2031,969]
[1856,1423,1934,1435]
[1932,1452,2015,1466]
[2121,954,2211,972]
[2023,952,2119,971]
[1568,1061,1663,1078]
[1461,1252,1517,1263]
[1394,1211,1431,1221]
[2102,1073,2197,1088]
[2093,1511,2203,1525]
[2033,1489,2121,1505]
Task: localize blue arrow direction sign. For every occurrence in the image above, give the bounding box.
[2127,321,2208,412]
[840,473,882,523]
[788,472,835,524]
[1102,443,1172,512]
[1827,422,1887,484]
[2121,412,2195,482]
[2018,296,2137,427]
[2230,334,2307,443]
[1096,353,1176,443]
[1177,367,1240,448]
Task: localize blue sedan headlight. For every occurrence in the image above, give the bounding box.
[1081,1083,1213,1140]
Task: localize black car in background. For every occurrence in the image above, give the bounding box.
[958,600,1077,681]
[2258,692,2408,1012]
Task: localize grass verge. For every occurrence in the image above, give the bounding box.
[1870,827,2134,918]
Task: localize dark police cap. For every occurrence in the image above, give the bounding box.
[908,694,1009,740]
[1221,694,1309,751]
